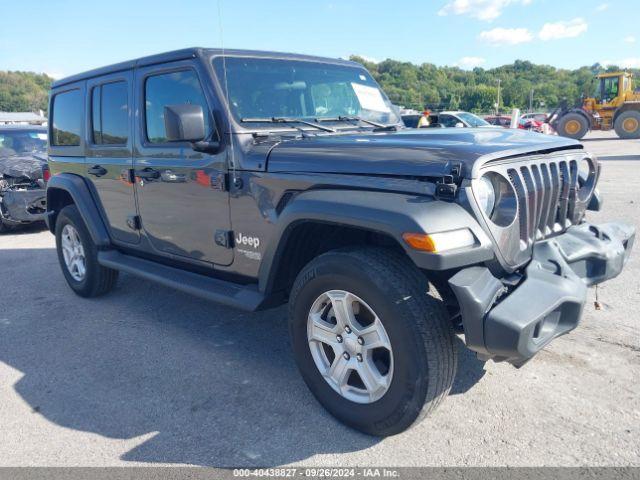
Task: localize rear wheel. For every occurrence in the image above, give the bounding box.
[288,248,457,436]
[614,110,640,139]
[55,205,118,297]
[557,112,589,139]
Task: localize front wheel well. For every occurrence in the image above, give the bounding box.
[265,222,407,297]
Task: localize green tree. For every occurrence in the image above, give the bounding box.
[0,71,53,114]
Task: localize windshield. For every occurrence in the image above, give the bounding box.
[212,57,400,127]
[456,112,490,127]
[0,130,47,157]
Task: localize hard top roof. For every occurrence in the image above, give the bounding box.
[52,47,360,89]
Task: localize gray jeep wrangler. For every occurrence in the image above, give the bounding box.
[45,48,634,436]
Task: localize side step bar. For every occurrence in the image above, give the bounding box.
[97,250,266,311]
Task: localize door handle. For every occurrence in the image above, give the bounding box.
[88,165,107,177]
[137,167,160,180]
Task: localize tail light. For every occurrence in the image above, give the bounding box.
[43,166,51,183]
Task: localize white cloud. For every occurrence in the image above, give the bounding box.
[45,72,64,79]
[438,0,532,21]
[343,54,379,64]
[595,3,609,11]
[358,55,379,64]
[479,27,534,45]
[602,58,640,69]
[625,35,636,44]
[455,56,486,69]
[538,18,588,41]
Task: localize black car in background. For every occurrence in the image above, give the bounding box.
[0,125,49,232]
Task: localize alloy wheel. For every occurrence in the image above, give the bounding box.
[61,224,86,281]
[307,290,393,404]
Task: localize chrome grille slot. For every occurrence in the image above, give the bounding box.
[520,166,537,243]
[508,168,528,245]
[557,160,571,227]
[537,163,552,236]
[548,162,561,232]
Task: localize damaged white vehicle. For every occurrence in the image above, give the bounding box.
[0,125,48,233]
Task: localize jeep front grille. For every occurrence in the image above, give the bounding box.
[507,158,578,245]
[474,152,595,268]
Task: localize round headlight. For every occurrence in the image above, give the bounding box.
[476,175,496,216]
[476,172,518,227]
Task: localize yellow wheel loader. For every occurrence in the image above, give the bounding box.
[549,71,640,140]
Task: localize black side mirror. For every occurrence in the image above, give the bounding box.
[164,104,221,154]
[164,104,206,142]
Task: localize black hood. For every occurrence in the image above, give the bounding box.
[0,152,47,180]
[266,128,582,179]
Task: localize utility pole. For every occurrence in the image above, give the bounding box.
[529,89,534,112]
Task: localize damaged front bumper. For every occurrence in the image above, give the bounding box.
[449,222,635,366]
[0,189,47,225]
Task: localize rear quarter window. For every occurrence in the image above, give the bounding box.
[92,81,129,145]
[52,89,83,146]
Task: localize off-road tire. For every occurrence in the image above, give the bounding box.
[55,205,118,297]
[614,110,640,139]
[288,247,457,436]
[557,112,589,139]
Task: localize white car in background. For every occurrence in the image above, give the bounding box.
[428,111,495,128]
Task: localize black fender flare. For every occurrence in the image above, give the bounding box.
[45,173,111,248]
[258,189,494,293]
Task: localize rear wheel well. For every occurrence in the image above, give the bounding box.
[267,222,406,297]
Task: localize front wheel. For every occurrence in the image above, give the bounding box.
[288,248,457,436]
[614,110,640,139]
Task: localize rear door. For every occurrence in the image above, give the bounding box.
[85,71,138,244]
[133,60,233,265]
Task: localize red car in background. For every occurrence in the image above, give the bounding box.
[484,115,512,128]
[518,112,548,133]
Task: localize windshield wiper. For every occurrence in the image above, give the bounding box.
[241,117,336,133]
[317,116,398,131]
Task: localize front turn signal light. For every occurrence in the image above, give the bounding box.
[403,229,475,253]
[402,233,437,252]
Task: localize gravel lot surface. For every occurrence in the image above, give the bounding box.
[0,131,638,467]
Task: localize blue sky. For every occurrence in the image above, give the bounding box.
[1,0,638,78]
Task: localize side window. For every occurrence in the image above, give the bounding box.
[145,70,210,144]
[604,78,619,99]
[52,89,82,146]
[92,81,129,145]
[439,115,458,128]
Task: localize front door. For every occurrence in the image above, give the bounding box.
[85,71,139,244]
[133,61,233,265]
